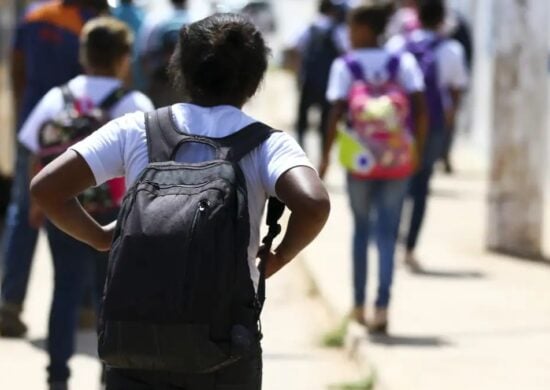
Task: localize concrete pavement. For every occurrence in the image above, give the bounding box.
[303,137,550,390]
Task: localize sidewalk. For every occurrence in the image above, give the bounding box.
[303,139,550,389]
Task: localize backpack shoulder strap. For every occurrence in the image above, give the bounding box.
[256,197,285,315]
[99,87,130,111]
[386,54,401,81]
[145,106,194,163]
[60,84,75,106]
[343,55,365,81]
[217,122,279,163]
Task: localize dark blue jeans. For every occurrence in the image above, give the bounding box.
[46,217,112,383]
[347,176,408,308]
[405,130,445,251]
[1,146,39,306]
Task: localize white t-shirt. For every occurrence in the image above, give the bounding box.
[69,104,314,289]
[326,48,426,102]
[18,75,155,153]
[386,29,469,91]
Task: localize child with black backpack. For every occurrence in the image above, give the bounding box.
[30,13,330,390]
[320,4,428,332]
[292,0,348,153]
[17,17,153,390]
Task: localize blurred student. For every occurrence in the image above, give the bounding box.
[386,0,421,37]
[138,0,190,107]
[321,4,427,332]
[290,0,348,153]
[387,0,468,270]
[0,0,108,339]
[18,17,153,390]
[30,13,329,389]
[387,0,473,174]
[112,0,146,89]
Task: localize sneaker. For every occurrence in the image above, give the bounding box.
[0,303,27,338]
[404,252,422,273]
[367,308,388,335]
[49,382,68,390]
[350,306,367,326]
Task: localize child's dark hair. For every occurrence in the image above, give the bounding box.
[319,0,336,15]
[168,13,270,106]
[349,3,395,37]
[418,0,445,28]
[80,17,133,72]
[74,0,110,13]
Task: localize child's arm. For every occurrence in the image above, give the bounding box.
[262,166,330,278]
[409,91,429,160]
[446,88,463,130]
[30,150,114,251]
[28,155,45,229]
[319,100,347,179]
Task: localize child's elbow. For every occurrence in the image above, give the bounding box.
[30,174,52,208]
[301,190,331,224]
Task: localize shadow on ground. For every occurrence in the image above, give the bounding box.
[368,333,450,348]
[412,268,485,279]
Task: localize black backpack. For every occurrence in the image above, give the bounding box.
[300,24,341,102]
[98,107,285,373]
[37,85,129,216]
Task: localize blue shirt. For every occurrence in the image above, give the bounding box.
[13,1,96,128]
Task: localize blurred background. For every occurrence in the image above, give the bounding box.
[0,1,549,389]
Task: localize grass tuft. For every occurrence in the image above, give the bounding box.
[321,318,348,348]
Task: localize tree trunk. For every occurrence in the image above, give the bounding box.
[488,0,548,259]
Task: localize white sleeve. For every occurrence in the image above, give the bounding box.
[18,87,64,153]
[259,132,315,198]
[70,114,140,186]
[111,91,155,118]
[326,58,352,102]
[439,40,469,90]
[397,52,426,93]
[385,34,406,54]
[292,26,311,53]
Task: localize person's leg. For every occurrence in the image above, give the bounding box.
[46,223,95,386]
[374,179,409,317]
[0,146,39,337]
[405,131,444,267]
[319,99,332,153]
[296,87,311,148]
[441,125,456,174]
[347,175,374,324]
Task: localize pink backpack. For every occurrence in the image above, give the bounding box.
[341,55,416,179]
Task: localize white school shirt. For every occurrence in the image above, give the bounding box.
[386,29,469,91]
[18,75,155,153]
[69,104,314,289]
[326,48,425,103]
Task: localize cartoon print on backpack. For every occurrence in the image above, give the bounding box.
[339,56,415,179]
[37,86,127,216]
